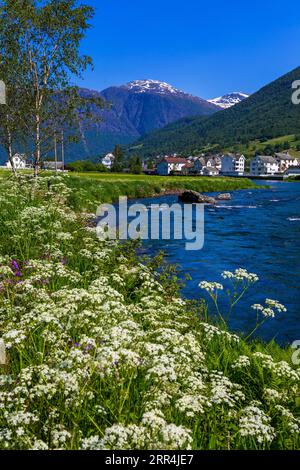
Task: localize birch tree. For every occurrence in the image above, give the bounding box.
[0,0,105,176]
[0,2,29,174]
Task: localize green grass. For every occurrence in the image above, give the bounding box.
[223,134,300,159]
[1,170,259,213]
[0,169,256,211]
[0,175,299,450]
[64,172,257,211]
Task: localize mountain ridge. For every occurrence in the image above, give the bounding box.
[122,79,189,96]
[61,80,220,161]
[0,80,220,164]
[129,67,300,158]
[208,92,250,109]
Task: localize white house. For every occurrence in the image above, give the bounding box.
[203,166,219,176]
[6,153,27,170]
[157,156,187,175]
[275,153,299,172]
[193,156,221,175]
[101,153,115,170]
[211,156,222,171]
[250,155,279,176]
[221,153,245,176]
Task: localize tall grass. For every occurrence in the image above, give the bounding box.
[0,175,299,450]
[65,173,257,210]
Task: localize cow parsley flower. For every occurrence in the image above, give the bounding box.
[239,404,275,443]
[231,356,251,370]
[199,281,224,293]
[251,299,287,318]
[222,268,259,283]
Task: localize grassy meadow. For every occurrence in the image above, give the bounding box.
[57,172,257,211]
[0,173,299,450]
[0,169,258,211]
[224,134,300,160]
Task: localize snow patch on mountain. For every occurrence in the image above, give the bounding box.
[124,79,186,96]
[208,92,249,109]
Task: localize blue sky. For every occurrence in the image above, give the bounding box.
[77,0,300,99]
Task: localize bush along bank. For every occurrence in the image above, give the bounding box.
[0,175,299,450]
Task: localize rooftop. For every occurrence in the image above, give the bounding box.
[162,157,187,164]
[275,152,294,160]
[255,155,277,164]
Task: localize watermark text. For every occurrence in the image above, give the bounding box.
[292,80,300,105]
[96,197,205,251]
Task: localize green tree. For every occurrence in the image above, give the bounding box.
[111,144,125,172]
[66,160,107,172]
[146,158,155,170]
[0,1,31,174]
[129,154,142,174]
[0,0,105,176]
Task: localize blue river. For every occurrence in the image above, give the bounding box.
[127,181,300,344]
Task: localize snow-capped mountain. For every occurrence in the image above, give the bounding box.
[96,79,218,138]
[208,92,249,109]
[56,79,219,161]
[123,79,187,96]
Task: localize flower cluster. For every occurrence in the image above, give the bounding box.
[199,281,223,293]
[0,176,298,450]
[239,404,276,444]
[222,269,259,283]
[252,299,287,318]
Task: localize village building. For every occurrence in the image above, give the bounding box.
[156,156,188,175]
[193,157,206,174]
[193,156,221,175]
[274,152,299,172]
[6,153,29,170]
[211,156,222,171]
[203,166,219,176]
[250,155,279,176]
[182,162,195,175]
[221,153,245,176]
[101,153,115,170]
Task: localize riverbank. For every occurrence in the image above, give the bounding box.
[0,170,259,210]
[0,174,299,450]
[64,173,258,210]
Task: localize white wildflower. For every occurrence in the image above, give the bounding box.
[232,356,251,370]
[199,281,223,293]
[239,404,275,443]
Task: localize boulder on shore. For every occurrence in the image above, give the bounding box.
[217,193,232,201]
[178,190,216,204]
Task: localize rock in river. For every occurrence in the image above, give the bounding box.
[178,190,216,204]
[217,193,232,201]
